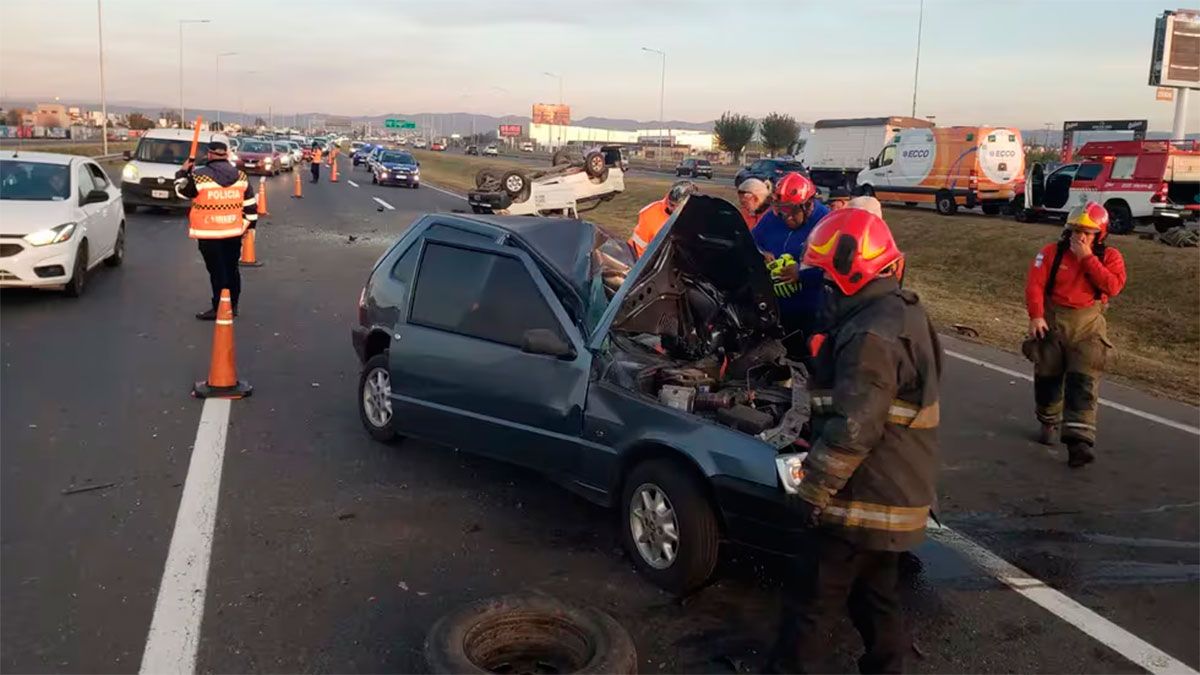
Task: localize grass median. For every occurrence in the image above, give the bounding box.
[412,149,1200,404]
[0,140,135,157]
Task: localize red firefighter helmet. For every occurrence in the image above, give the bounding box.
[1065,201,1109,241]
[772,172,816,207]
[801,208,904,296]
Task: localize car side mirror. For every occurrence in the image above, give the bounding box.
[122,150,132,160]
[521,328,575,359]
[868,158,878,169]
[83,188,109,205]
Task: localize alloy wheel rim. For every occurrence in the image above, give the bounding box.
[362,367,393,428]
[629,482,679,570]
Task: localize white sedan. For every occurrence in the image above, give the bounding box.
[0,151,125,297]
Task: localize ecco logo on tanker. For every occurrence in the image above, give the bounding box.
[902,149,931,159]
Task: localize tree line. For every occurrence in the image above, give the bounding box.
[713,111,803,163]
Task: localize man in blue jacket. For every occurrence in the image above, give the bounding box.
[752,172,830,343]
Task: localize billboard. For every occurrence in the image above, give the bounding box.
[499,124,522,137]
[323,115,352,130]
[532,103,570,125]
[1149,10,1200,90]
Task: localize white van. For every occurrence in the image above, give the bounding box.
[120,128,232,212]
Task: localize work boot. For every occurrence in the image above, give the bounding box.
[1038,423,1058,445]
[195,308,217,321]
[1066,440,1095,468]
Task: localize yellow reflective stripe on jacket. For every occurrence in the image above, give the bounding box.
[821,499,929,532]
[810,390,938,429]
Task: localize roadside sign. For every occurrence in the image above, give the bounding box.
[385,119,416,129]
[498,124,522,137]
[1156,86,1176,101]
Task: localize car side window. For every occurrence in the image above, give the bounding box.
[1048,164,1078,181]
[410,242,565,348]
[86,163,111,188]
[1072,163,1103,183]
[76,164,97,202]
[880,146,896,167]
[424,223,497,246]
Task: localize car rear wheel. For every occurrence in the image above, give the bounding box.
[64,241,88,298]
[359,352,397,442]
[936,191,958,215]
[1105,201,1134,235]
[105,223,125,267]
[620,458,719,595]
[584,151,606,179]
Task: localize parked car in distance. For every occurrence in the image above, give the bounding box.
[236,140,283,176]
[734,158,807,188]
[371,150,420,188]
[397,137,408,146]
[465,145,480,156]
[286,141,304,166]
[413,139,428,149]
[430,141,446,151]
[483,144,499,156]
[352,144,376,166]
[676,158,713,179]
[520,141,535,152]
[0,151,125,297]
[364,146,385,172]
[351,196,804,594]
[350,141,366,153]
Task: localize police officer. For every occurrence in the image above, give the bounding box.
[628,180,696,257]
[1023,201,1126,467]
[175,141,257,319]
[310,142,323,183]
[769,207,941,674]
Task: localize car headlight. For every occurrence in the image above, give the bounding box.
[380,171,389,177]
[229,152,240,163]
[122,163,139,182]
[264,158,273,166]
[775,452,808,494]
[24,222,77,247]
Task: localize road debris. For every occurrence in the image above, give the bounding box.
[61,482,117,496]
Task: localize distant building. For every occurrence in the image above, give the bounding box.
[28,103,68,128]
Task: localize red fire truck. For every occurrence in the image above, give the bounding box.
[1017,139,1200,234]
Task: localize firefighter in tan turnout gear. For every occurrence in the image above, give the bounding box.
[1023,201,1127,467]
[768,208,942,674]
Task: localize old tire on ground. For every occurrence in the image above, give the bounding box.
[475,168,501,190]
[358,352,397,443]
[584,151,606,179]
[425,594,637,675]
[64,241,87,298]
[1105,200,1134,235]
[981,203,1002,216]
[620,458,719,596]
[935,190,958,215]
[501,171,532,203]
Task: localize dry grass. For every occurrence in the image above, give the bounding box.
[411,150,1200,404]
[0,141,135,157]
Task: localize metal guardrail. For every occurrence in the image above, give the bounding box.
[93,153,124,162]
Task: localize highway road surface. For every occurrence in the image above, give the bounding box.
[2,155,1197,674]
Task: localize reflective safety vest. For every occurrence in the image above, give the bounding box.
[188,172,250,239]
[311,149,323,163]
[628,198,670,257]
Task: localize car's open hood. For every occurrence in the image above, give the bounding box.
[589,194,780,348]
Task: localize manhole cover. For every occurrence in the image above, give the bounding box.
[425,594,637,674]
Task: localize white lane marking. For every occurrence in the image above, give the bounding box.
[372,197,394,211]
[347,180,359,188]
[424,183,465,200]
[944,348,1200,436]
[140,398,231,675]
[929,523,1198,675]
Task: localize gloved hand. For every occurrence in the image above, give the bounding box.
[785,494,822,528]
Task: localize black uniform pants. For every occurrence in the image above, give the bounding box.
[770,531,907,674]
[198,237,242,311]
[310,161,320,183]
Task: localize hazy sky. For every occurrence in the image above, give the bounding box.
[0,0,1190,129]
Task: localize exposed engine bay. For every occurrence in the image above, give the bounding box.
[600,195,810,447]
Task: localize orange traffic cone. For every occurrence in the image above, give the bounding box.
[239,228,263,267]
[291,167,303,198]
[193,289,252,399]
[257,177,271,217]
[330,156,339,183]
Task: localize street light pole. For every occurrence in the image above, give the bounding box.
[642,47,666,167]
[215,52,237,129]
[96,0,107,155]
[910,0,924,118]
[179,18,210,126]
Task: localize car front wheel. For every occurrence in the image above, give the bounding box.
[359,352,398,442]
[620,458,719,595]
[64,240,88,298]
